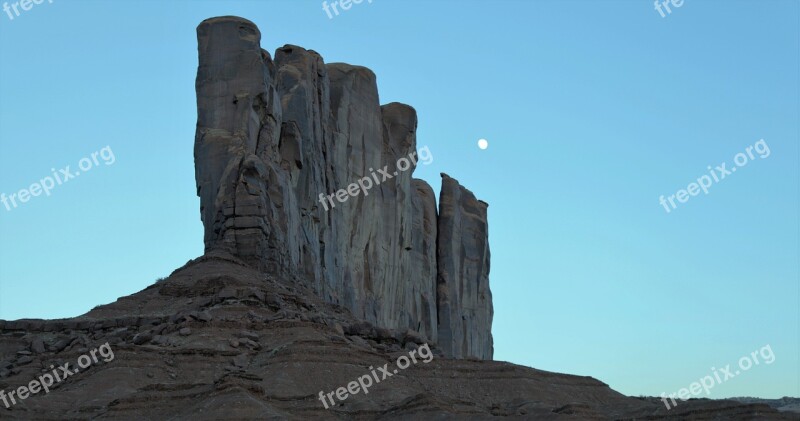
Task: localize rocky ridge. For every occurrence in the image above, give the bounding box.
[0,255,795,419]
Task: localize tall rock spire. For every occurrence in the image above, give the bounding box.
[194,16,493,359]
[437,174,493,359]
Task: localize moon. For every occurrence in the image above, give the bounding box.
[478,139,489,150]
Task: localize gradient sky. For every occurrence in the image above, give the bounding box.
[0,0,797,399]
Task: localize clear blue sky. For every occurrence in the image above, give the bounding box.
[0,0,797,400]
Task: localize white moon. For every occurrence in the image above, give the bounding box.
[478,139,489,150]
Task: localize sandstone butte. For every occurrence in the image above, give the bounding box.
[0,16,794,420]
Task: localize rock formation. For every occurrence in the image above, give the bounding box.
[193,16,492,359]
[436,175,492,359]
[0,15,795,420]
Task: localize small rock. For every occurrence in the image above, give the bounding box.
[194,311,212,322]
[108,327,128,338]
[133,332,153,345]
[16,350,31,356]
[237,331,259,342]
[375,327,393,341]
[333,323,344,335]
[142,317,162,327]
[217,287,238,300]
[245,288,265,302]
[232,354,248,368]
[30,337,46,354]
[229,339,240,348]
[50,337,74,353]
[404,342,420,351]
[76,320,93,330]
[146,372,154,378]
[265,294,284,309]
[16,356,33,365]
[402,329,425,345]
[349,335,372,350]
[0,368,10,378]
[28,320,44,331]
[239,338,260,350]
[347,321,374,337]
[247,311,263,321]
[179,328,191,336]
[168,313,187,324]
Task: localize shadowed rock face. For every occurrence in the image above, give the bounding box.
[437,174,493,360]
[194,17,292,275]
[193,16,492,359]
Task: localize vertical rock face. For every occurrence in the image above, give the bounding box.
[410,179,439,341]
[436,174,493,359]
[194,16,492,359]
[194,16,291,274]
[274,45,333,294]
[325,63,384,320]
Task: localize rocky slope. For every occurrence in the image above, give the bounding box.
[729,398,800,413]
[0,254,795,419]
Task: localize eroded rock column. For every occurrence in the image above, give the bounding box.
[194,16,493,360]
[437,174,494,359]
